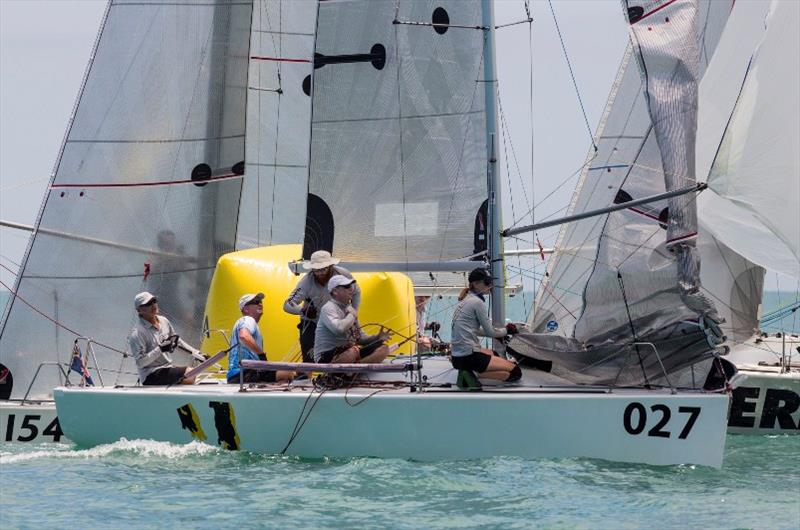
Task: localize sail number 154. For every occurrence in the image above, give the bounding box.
[623,402,701,439]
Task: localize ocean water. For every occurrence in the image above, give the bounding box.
[1,436,798,529]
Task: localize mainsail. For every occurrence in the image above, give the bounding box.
[0,0,253,399]
[514,0,733,385]
[303,0,489,266]
[702,0,800,280]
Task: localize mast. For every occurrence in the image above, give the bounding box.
[482,0,504,327]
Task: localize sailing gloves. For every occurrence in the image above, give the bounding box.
[159,334,180,353]
[505,323,519,336]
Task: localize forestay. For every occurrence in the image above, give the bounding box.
[0,0,252,399]
[304,0,489,266]
[516,0,733,385]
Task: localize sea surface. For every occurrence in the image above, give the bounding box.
[1,290,799,529]
[1,435,799,529]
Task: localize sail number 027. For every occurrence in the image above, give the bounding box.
[623,403,701,439]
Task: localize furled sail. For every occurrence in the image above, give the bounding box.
[236,1,317,250]
[0,0,253,399]
[303,0,488,266]
[702,0,800,279]
[514,0,733,386]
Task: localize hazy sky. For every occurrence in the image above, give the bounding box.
[0,1,793,294]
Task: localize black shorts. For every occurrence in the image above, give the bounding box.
[227,354,277,384]
[143,366,186,386]
[317,340,382,364]
[451,352,492,373]
[227,370,276,384]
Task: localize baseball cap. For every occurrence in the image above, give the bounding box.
[134,291,157,309]
[239,292,265,311]
[327,275,356,292]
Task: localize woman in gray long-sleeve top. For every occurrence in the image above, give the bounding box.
[450,268,521,382]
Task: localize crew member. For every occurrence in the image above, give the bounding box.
[228,293,295,384]
[450,268,521,382]
[128,291,200,385]
[415,295,433,350]
[314,275,391,364]
[284,250,361,362]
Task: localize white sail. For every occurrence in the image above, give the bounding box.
[0,0,253,399]
[516,0,733,386]
[236,0,317,250]
[532,0,730,336]
[702,0,800,279]
[304,0,488,265]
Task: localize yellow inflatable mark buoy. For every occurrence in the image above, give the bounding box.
[201,244,415,367]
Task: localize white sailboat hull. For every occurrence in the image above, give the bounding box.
[55,383,729,467]
[0,401,67,444]
[725,336,800,434]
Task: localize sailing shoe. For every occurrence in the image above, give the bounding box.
[456,369,482,391]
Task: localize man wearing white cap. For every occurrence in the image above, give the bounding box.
[228,293,294,384]
[128,291,200,385]
[314,275,392,364]
[283,250,361,362]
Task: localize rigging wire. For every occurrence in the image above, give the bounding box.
[547,0,597,152]
[0,274,127,356]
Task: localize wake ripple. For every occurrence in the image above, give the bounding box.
[0,438,218,464]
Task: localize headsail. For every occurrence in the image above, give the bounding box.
[303,0,488,267]
[236,1,317,250]
[702,0,800,279]
[0,0,253,399]
[515,0,733,385]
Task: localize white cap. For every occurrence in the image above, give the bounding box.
[134,291,157,309]
[303,250,340,271]
[327,275,355,292]
[238,292,264,311]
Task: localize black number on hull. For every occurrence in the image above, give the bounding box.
[17,414,41,442]
[623,402,702,439]
[43,417,64,442]
[648,404,671,438]
[623,402,646,435]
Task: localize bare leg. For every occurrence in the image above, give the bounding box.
[477,356,517,381]
[360,344,390,364]
[181,367,196,384]
[332,347,360,364]
[276,370,296,382]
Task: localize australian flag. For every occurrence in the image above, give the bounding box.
[69,354,94,386]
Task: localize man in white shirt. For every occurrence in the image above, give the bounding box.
[314,275,391,364]
[127,291,200,385]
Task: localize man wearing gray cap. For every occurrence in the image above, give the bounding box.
[227,293,295,384]
[283,250,361,362]
[128,291,201,385]
[314,275,392,364]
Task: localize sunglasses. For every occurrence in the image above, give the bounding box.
[141,298,158,307]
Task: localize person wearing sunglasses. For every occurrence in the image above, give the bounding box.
[227,293,295,384]
[128,291,200,385]
[313,275,392,365]
[450,268,521,384]
[283,250,361,362]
